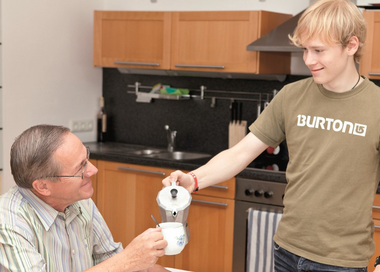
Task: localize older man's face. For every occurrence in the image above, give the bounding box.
[47,133,98,211]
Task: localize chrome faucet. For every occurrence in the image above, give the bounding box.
[165,125,177,152]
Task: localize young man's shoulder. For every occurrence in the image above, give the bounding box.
[283,77,315,90]
[276,77,315,99]
[364,77,380,91]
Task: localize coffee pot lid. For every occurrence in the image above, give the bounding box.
[157,182,192,211]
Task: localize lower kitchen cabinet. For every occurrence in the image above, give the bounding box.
[96,160,175,267]
[175,194,235,272]
[369,194,380,268]
[95,160,235,271]
[176,177,235,272]
[89,159,98,204]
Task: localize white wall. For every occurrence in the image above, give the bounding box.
[103,0,308,15]
[1,0,104,193]
[1,0,308,194]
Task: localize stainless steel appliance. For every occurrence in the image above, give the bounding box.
[157,181,192,244]
[232,177,286,272]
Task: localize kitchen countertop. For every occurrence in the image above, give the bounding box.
[85,142,287,183]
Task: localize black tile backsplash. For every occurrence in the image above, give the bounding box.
[103,68,380,155]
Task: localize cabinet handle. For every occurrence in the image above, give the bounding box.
[210,185,229,190]
[373,205,380,210]
[114,61,160,67]
[375,225,380,229]
[192,199,228,207]
[369,72,380,76]
[117,166,166,176]
[174,64,225,69]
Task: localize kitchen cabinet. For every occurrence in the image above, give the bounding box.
[90,159,98,204]
[175,178,235,272]
[171,11,291,74]
[94,10,291,75]
[95,160,235,271]
[96,160,175,268]
[359,10,380,80]
[94,11,172,70]
[369,194,380,268]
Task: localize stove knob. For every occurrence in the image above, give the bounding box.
[264,191,273,198]
[254,190,264,197]
[245,189,255,196]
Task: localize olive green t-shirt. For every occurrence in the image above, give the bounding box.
[250,77,380,268]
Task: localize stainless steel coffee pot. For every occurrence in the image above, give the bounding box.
[156,182,191,244]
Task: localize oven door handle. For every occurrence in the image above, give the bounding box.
[191,199,228,207]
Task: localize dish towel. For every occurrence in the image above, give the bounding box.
[246,209,283,272]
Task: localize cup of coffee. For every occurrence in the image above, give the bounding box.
[159,222,186,255]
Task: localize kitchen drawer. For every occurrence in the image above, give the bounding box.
[195,177,235,199]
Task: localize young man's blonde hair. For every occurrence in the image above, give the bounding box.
[289,0,367,63]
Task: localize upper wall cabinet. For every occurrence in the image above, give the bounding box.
[171,11,291,74]
[94,11,292,75]
[94,11,172,70]
[360,10,380,80]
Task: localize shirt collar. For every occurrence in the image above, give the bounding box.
[18,187,82,231]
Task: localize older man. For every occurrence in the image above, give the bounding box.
[0,124,168,272]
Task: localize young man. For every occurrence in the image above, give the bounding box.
[0,125,169,272]
[163,0,380,271]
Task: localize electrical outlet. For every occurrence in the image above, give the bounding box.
[70,120,94,132]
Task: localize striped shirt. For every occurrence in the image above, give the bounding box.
[0,186,123,272]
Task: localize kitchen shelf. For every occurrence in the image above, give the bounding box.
[127,82,190,103]
[127,82,276,107]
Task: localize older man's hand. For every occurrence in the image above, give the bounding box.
[122,227,168,271]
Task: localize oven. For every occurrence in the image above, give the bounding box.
[232,177,286,272]
[230,140,288,272]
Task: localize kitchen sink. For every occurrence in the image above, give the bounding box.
[87,143,211,161]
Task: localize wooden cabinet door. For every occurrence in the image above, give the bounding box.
[89,159,98,205]
[175,194,235,272]
[96,161,175,267]
[171,11,291,74]
[94,11,171,69]
[196,177,235,199]
[360,10,380,80]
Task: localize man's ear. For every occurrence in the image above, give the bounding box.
[346,36,359,56]
[32,179,51,196]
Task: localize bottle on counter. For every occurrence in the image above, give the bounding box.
[97,96,107,142]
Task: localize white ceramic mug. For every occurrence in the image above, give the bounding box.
[159,222,186,255]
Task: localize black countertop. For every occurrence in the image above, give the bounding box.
[85,142,287,184]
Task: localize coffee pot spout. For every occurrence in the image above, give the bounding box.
[171,208,178,218]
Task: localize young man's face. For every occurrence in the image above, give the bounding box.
[302,36,354,92]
